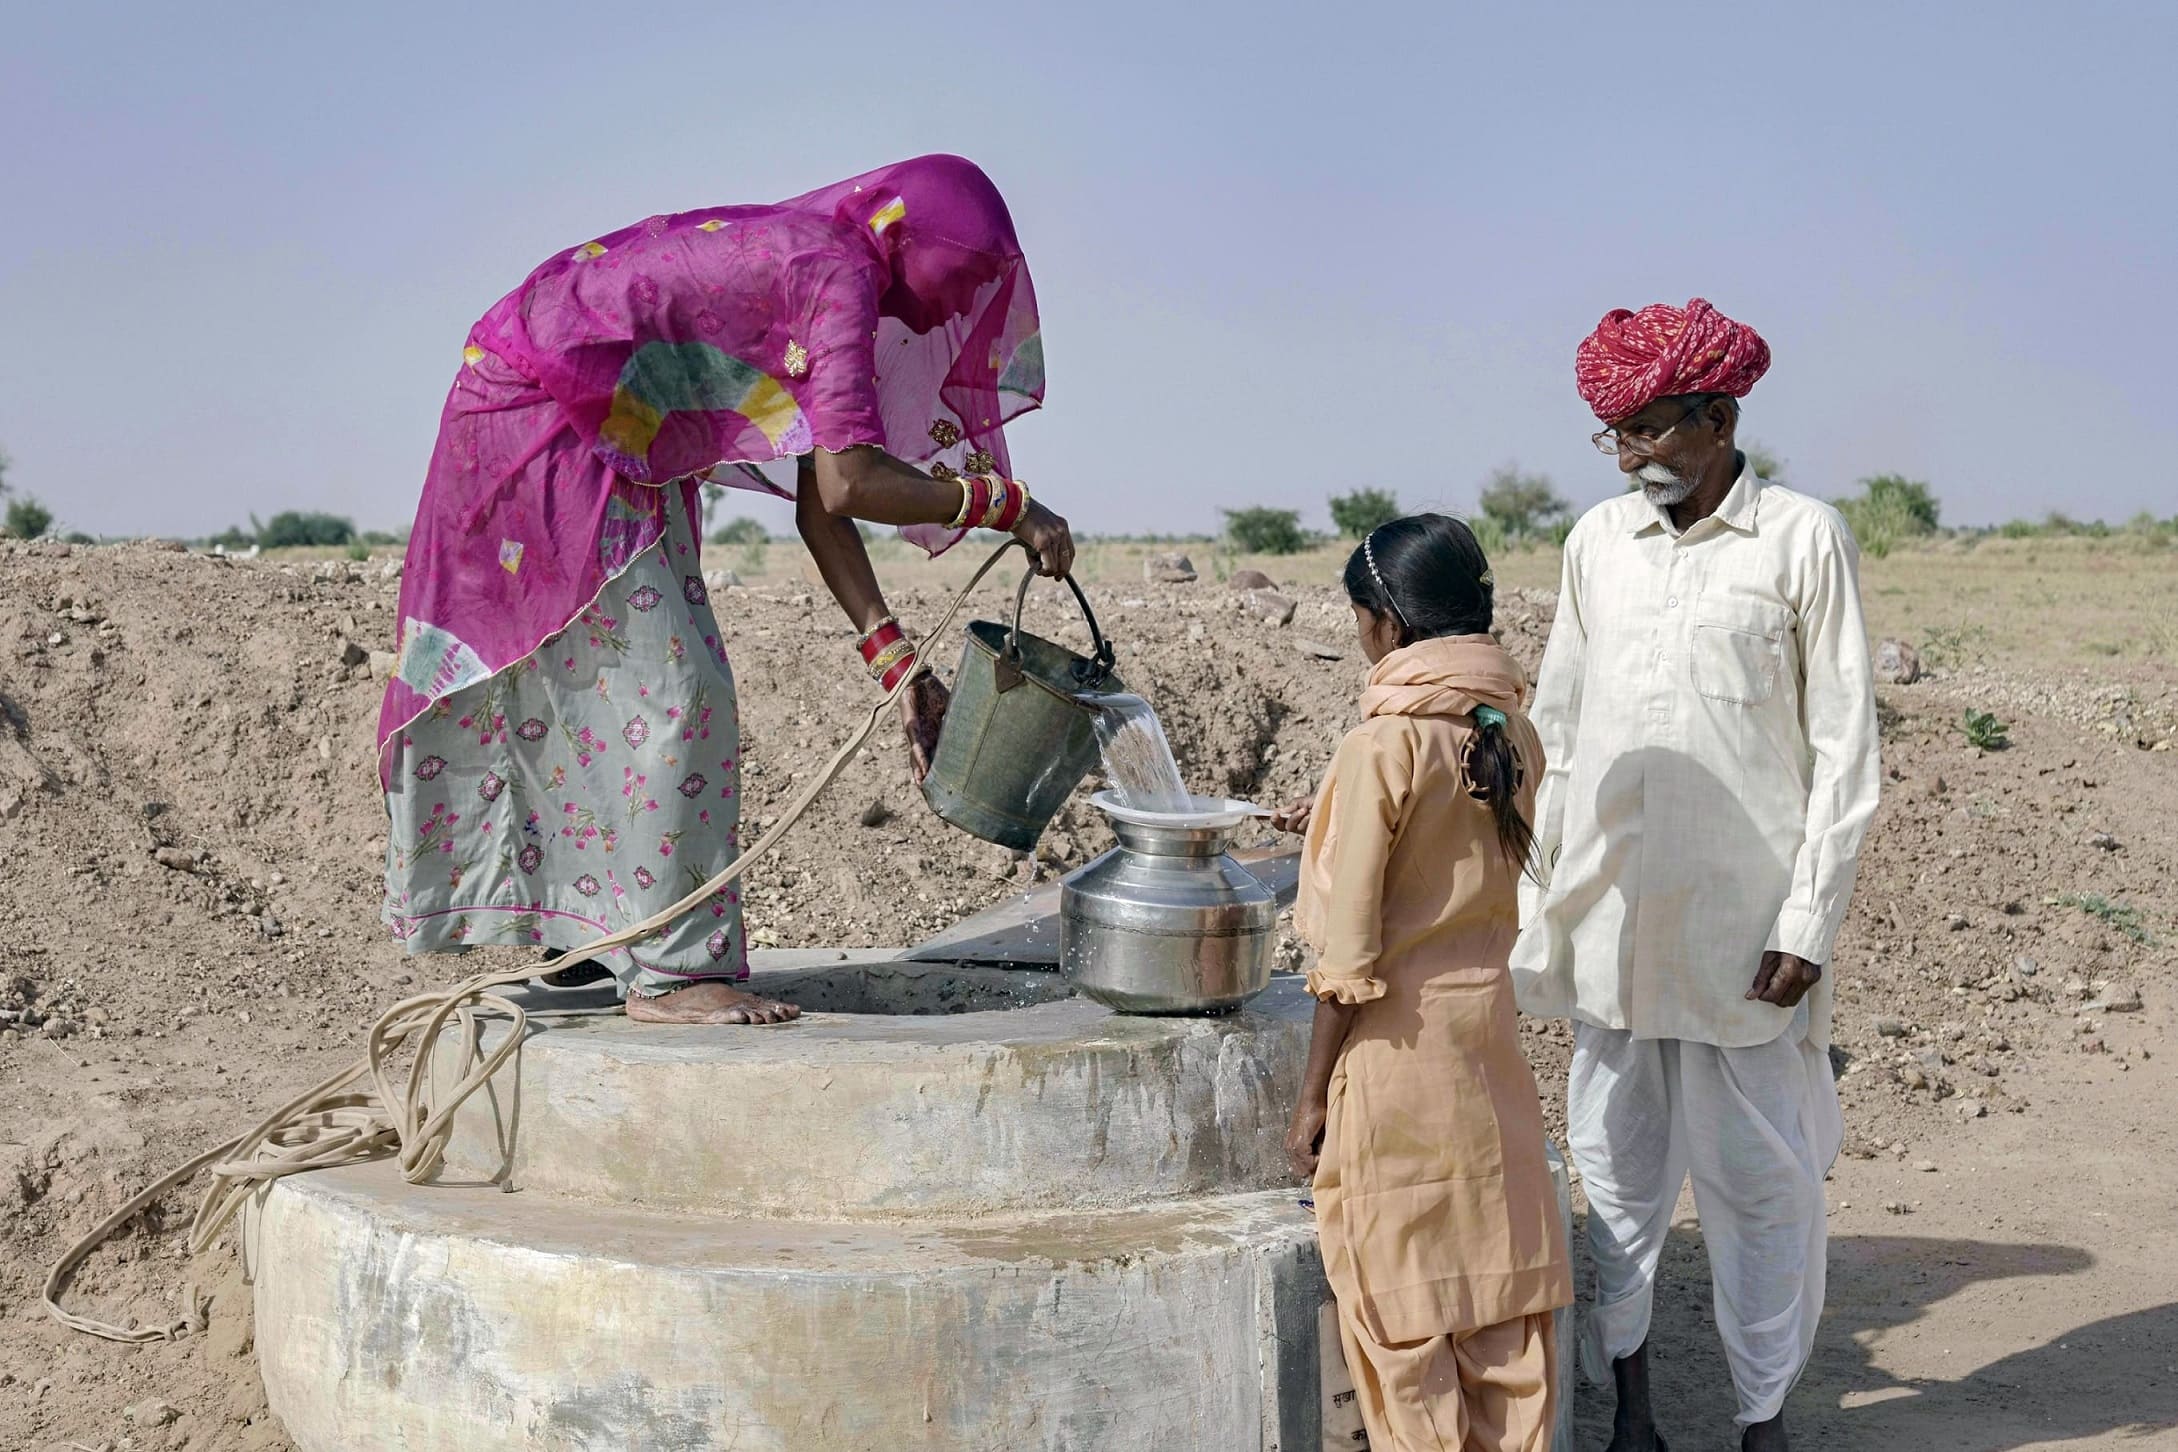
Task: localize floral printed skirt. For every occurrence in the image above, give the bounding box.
[382,487,746,997]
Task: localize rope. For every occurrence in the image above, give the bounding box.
[46,539,1032,1343]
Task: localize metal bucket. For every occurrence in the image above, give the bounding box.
[921,561,1120,851]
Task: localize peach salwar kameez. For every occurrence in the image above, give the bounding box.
[1296,636,1573,1451]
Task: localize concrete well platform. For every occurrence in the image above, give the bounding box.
[437,959,1312,1218]
[253,1162,1325,1451]
[249,951,1574,1450]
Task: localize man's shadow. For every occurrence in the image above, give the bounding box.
[1569,1222,2176,1448]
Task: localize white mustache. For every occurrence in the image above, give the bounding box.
[1638,462,1697,505]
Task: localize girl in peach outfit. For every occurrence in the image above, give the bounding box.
[1280,514,1572,1450]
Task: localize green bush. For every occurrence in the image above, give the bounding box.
[1834,474,1940,558]
[1477,468,1569,540]
[257,510,356,549]
[1863,475,1940,531]
[1961,709,2010,751]
[5,497,53,540]
[710,516,769,547]
[1467,513,1509,558]
[1222,507,1308,555]
[1328,488,1401,539]
[345,542,370,562]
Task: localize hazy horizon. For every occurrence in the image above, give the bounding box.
[4,2,2172,543]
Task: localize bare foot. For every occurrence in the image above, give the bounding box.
[1742,1414,1786,1452]
[1604,1343,1666,1452]
[624,981,802,1025]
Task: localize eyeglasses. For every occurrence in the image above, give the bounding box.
[1592,398,1707,457]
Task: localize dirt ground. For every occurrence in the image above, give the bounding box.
[2,531,2174,1451]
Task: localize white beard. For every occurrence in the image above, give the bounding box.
[1638,462,1697,507]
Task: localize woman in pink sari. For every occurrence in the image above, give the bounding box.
[377,155,1071,1025]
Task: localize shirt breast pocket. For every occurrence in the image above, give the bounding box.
[1691,596,1791,706]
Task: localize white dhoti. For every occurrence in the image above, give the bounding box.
[1567,1009,1843,1425]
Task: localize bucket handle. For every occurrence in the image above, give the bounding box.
[998,544,1116,693]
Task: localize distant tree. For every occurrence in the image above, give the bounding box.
[1223,507,1308,555]
[1743,441,1787,484]
[256,511,357,548]
[1832,474,1940,558]
[1477,467,1570,540]
[5,497,53,540]
[710,516,768,546]
[1861,474,1940,531]
[1328,488,1401,539]
[210,524,256,551]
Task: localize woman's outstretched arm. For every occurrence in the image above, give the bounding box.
[808,445,1074,578]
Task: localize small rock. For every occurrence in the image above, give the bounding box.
[2081,1037,2106,1054]
[1941,1023,1967,1043]
[153,847,199,873]
[1227,568,1276,593]
[1294,638,1347,662]
[1875,1017,1909,1038]
[270,871,287,886]
[2012,955,2039,979]
[859,799,893,828]
[379,559,404,582]
[1143,552,1197,585]
[126,1398,180,1427]
[1900,1066,1929,1090]
[1946,914,1970,931]
[1244,589,1297,627]
[337,638,370,668]
[2063,976,2093,999]
[1881,1200,1912,1215]
[368,649,397,679]
[1914,1160,1939,1173]
[1956,1098,1987,1119]
[2088,831,2121,852]
[256,915,285,941]
[1873,639,1923,684]
[2093,984,2143,1013]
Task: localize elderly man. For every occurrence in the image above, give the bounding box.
[1512,299,1880,1452]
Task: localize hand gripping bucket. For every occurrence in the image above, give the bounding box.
[921,558,1120,851]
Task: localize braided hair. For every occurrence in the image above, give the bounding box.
[1342,513,1536,876]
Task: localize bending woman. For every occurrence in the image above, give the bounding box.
[375,155,1072,1026]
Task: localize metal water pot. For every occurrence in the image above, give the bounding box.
[1060,793,1277,1015]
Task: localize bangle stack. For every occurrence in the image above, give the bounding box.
[947,475,1031,533]
[857,616,922,694]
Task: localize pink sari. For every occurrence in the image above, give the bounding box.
[376,155,1044,787]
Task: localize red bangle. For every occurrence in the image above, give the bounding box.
[987,478,1028,532]
[877,648,921,694]
[857,617,906,668]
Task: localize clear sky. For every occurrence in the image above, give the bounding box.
[3,1,2172,541]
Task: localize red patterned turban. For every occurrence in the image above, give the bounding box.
[1574,298,1771,424]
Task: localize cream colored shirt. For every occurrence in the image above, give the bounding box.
[1511,470,1880,1048]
